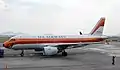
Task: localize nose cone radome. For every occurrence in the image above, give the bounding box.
[3,44,5,47]
[3,43,8,48]
[3,41,11,48]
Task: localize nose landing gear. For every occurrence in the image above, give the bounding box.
[20,50,24,57]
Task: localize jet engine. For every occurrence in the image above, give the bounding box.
[43,46,58,55]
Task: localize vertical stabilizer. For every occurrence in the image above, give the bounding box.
[89,17,105,35]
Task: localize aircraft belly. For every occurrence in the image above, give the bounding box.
[11,44,45,50]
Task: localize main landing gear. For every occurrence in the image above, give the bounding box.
[20,50,68,57]
[20,50,24,57]
[62,50,67,56]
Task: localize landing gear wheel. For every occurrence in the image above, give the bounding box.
[20,50,24,57]
[20,53,24,57]
[62,51,67,56]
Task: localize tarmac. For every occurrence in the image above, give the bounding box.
[1,42,120,70]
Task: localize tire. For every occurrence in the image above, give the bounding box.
[62,52,67,56]
[20,54,24,57]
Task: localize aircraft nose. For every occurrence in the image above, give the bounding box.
[3,42,10,48]
[3,44,4,47]
[3,43,8,48]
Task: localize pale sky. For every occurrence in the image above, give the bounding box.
[0,0,119,35]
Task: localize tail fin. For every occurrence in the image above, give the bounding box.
[89,17,105,35]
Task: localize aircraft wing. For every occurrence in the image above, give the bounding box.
[52,42,104,51]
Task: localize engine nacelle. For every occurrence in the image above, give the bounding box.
[43,46,58,56]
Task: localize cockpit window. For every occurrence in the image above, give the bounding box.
[9,39,16,41]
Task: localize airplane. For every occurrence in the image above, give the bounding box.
[3,17,108,57]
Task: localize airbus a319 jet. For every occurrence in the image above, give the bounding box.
[3,17,108,57]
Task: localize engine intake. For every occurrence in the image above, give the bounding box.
[43,46,58,56]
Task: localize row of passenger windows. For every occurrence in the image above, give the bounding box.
[8,36,67,41]
[37,36,66,38]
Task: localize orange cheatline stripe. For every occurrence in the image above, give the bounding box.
[13,38,103,44]
[4,38,104,48]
